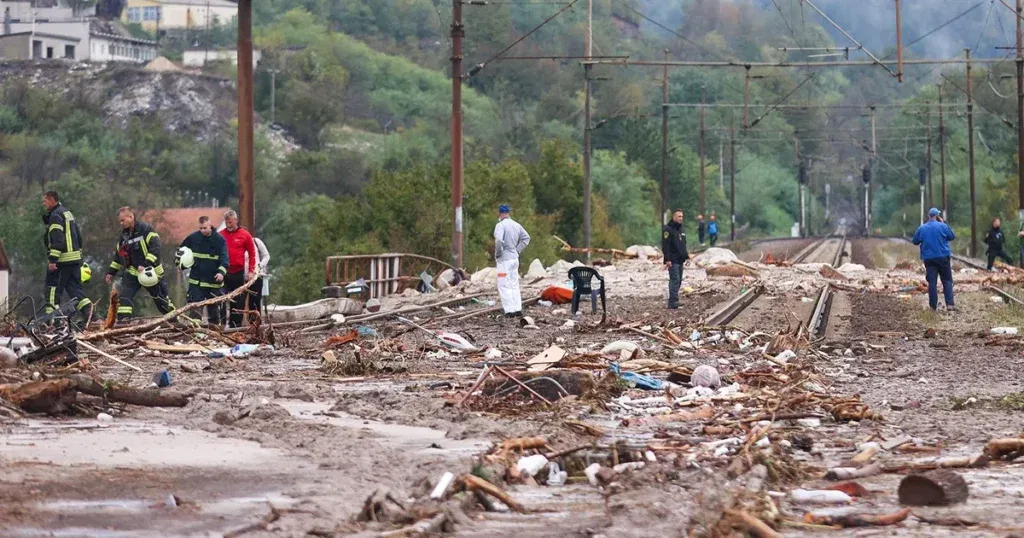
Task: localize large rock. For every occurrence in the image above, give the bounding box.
[837,263,867,275]
[626,245,661,259]
[471,267,499,283]
[547,259,575,277]
[693,247,739,268]
[525,259,547,279]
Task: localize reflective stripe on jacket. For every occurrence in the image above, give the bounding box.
[43,203,84,265]
[108,220,164,277]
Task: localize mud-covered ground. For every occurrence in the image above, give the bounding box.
[3,241,1024,537]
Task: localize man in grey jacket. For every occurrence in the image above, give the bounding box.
[494,204,531,317]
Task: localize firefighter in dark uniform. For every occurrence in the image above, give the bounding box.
[104,207,174,321]
[178,215,228,325]
[661,208,690,310]
[42,191,93,321]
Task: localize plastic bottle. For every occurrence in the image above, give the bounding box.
[546,463,567,486]
[516,454,549,477]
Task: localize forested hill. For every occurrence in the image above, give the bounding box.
[0,0,1019,307]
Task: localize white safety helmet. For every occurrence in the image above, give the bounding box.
[176,246,194,269]
[138,266,159,287]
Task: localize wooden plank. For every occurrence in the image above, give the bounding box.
[527,345,567,372]
[145,341,211,353]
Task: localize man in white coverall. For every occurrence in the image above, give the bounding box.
[494,204,530,317]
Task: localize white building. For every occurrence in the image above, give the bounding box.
[0,5,157,63]
[124,0,237,31]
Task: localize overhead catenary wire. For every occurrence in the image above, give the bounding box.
[940,73,1015,128]
[801,0,896,77]
[464,0,580,77]
[748,72,816,127]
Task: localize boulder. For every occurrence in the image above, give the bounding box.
[547,259,574,277]
[266,298,363,322]
[472,267,499,283]
[837,263,867,275]
[525,259,547,279]
[626,245,661,259]
[693,247,739,268]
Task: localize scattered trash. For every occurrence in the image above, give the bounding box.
[519,316,538,329]
[527,345,566,372]
[208,344,274,358]
[691,364,721,389]
[366,298,382,313]
[97,413,113,422]
[774,350,797,364]
[804,508,911,528]
[484,348,503,360]
[790,489,852,504]
[537,300,553,307]
[356,326,378,337]
[546,463,567,486]
[600,340,644,358]
[437,332,477,352]
[613,461,645,473]
[150,369,172,388]
[516,454,549,477]
[991,296,1005,303]
[430,472,456,499]
[609,363,663,390]
[991,327,1018,335]
[560,320,576,330]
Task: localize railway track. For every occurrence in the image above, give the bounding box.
[790,235,848,266]
[706,281,837,341]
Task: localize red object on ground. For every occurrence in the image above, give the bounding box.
[541,286,574,304]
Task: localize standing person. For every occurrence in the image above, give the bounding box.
[252,236,270,315]
[178,216,228,325]
[912,208,956,312]
[493,204,530,318]
[41,191,92,322]
[105,207,175,321]
[708,214,719,246]
[662,209,689,310]
[219,210,257,328]
[696,214,706,246]
[984,217,1012,271]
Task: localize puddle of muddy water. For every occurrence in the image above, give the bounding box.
[0,418,304,469]
[276,399,490,456]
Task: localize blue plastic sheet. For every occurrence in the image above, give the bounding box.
[609,363,663,391]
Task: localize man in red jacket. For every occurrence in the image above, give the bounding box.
[219,210,257,327]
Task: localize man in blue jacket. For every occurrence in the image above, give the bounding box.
[912,208,956,311]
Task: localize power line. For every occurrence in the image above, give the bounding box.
[886,1,986,58]
[975,0,995,53]
[940,73,1015,128]
[771,0,801,46]
[802,0,896,77]
[465,0,579,77]
[749,72,817,127]
[618,2,729,63]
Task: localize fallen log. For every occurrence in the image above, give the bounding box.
[65,374,189,407]
[898,469,969,506]
[984,438,1024,460]
[882,454,989,473]
[499,437,547,452]
[726,509,782,538]
[379,512,448,538]
[460,474,527,514]
[0,378,77,413]
[76,339,143,372]
[804,507,911,528]
[346,293,487,324]
[83,272,260,341]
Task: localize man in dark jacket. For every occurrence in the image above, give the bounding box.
[105,207,175,321]
[984,217,1012,271]
[179,216,228,325]
[696,214,706,246]
[662,209,690,309]
[41,191,92,322]
[912,208,956,311]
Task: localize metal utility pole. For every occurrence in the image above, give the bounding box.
[718,142,724,191]
[799,162,806,237]
[939,85,948,217]
[1017,0,1024,229]
[269,68,279,125]
[450,0,465,268]
[919,168,927,225]
[926,112,933,205]
[582,0,592,261]
[661,49,669,224]
[698,85,706,218]
[967,48,977,257]
[869,106,877,234]
[729,111,736,241]
[237,0,255,231]
[825,183,831,224]
[895,0,904,82]
[743,66,750,129]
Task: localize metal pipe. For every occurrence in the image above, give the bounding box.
[698,85,706,217]
[895,0,904,82]
[939,85,948,218]
[661,49,669,225]
[730,111,736,242]
[1017,0,1024,236]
